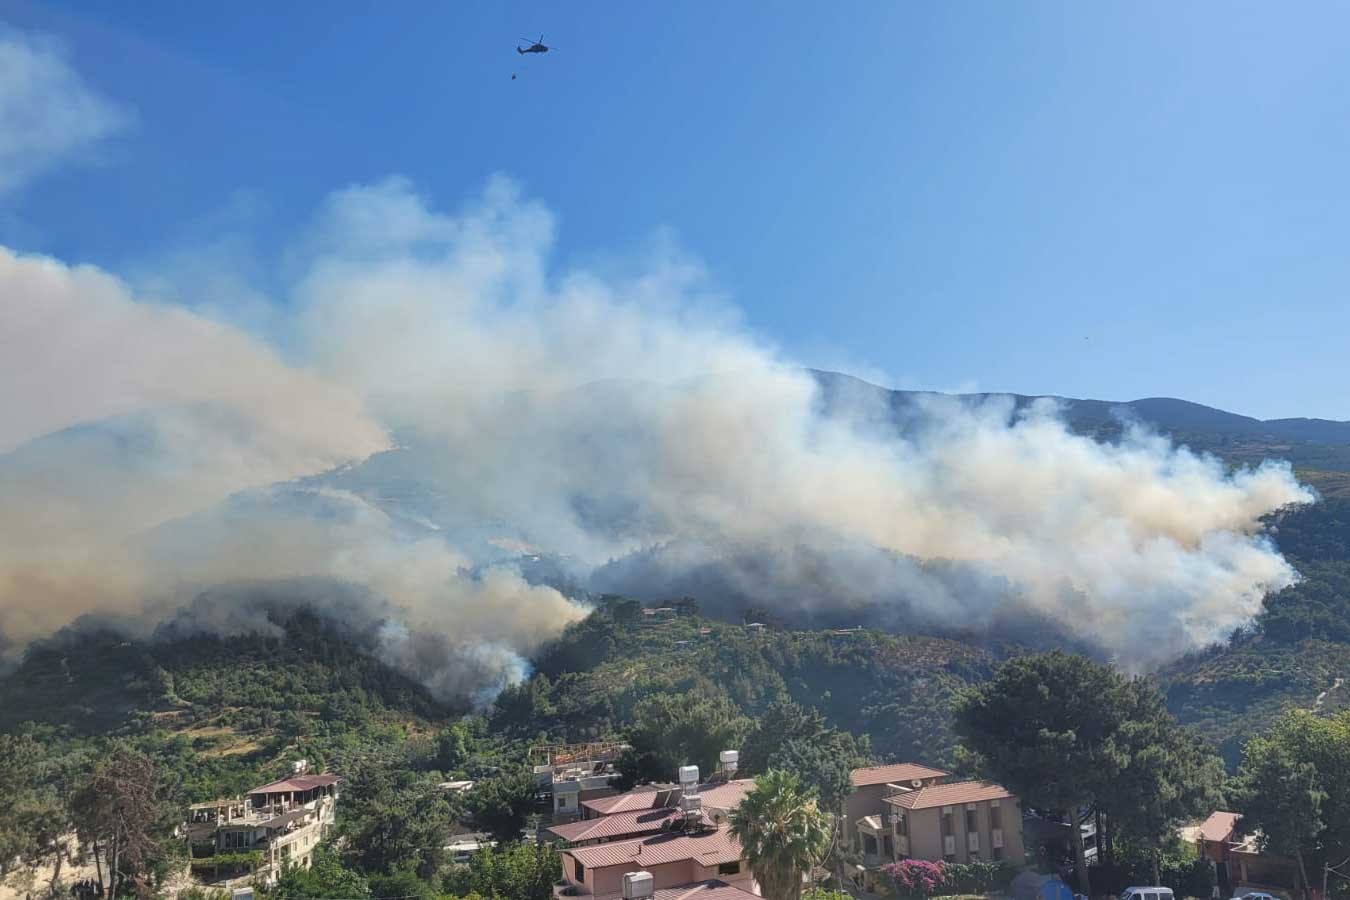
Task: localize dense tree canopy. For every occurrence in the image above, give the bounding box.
[615,691,750,787]
[463,771,539,847]
[1236,709,1350,898]
[956,652,1194,894]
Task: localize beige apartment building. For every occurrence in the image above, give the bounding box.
[843,762,950,865]
[884,781,1023,864]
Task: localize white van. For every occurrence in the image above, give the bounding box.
[1120,887,1175,900]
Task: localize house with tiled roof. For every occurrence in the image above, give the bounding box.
[881,781,1022,865]
[1181,810,1298,897]
[548,808,716,846]
[182,761,340,886]
[579,779,754,823]
[557,827,754,900]
[842,762,950,865]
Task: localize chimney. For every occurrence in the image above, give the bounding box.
[623,871,654,900]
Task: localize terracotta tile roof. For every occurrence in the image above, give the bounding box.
[691,779,754,811]
[849,763,950,787]
[652,881,759,900]
[564,826,743,869]
[582,785,679,816]
[883,780,1014,810]
[1199,811,1241,843]
[580,780,754,817]
[548,807,712,844]
[250,773,340,794]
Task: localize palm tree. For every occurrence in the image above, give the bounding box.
[729,770,833,900]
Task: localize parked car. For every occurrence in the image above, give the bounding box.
[1120,888,1175,900]
[1233,892,1279,900]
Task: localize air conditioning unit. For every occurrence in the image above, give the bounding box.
[992,829,1004,849]
[623,872,654,900]
[968,832,980,852]
[681,794,703,815]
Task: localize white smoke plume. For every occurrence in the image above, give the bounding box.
[0,25,128,193]
[0,175,1314,698]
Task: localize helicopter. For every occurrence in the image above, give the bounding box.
[517,34,549,54]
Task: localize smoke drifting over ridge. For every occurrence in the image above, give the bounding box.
[0,175,1314,699]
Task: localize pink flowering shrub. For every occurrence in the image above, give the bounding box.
[882,860,947,898]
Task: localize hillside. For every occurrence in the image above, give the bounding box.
[0,609,453,801]
[490,607,1006,767]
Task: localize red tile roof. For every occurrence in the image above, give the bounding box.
[691,779,754,811]
[564,826,743,869]
[250,774,340,794]
[580,780,754,817]
[883,780,1014,810]
[849,763,950,787]
[1199,811,1241,843]
[582,786,678,816]
[652,881,759,900]
[548,807,711,844]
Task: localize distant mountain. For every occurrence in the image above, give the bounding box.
[809,369,1350,477]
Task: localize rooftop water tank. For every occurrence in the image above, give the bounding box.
[623,871,654,900]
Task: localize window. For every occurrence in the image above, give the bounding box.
[941,809,953,836]
[718,862,741,876]
[574,860,585,882]
[895,813,907,836]
[965,808,978,832]
[992,847,1004,861]
[990,804,1002,829]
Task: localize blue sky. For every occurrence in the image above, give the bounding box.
[3,0,1348,419]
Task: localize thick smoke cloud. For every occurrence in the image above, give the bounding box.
[0,175,1314,701]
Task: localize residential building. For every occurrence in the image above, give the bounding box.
[183,767,340,885]
[532,741,629,823]
[843,762,950,863]
[1183,811,1297,898]
[557,828,754,900]
[883,781,1023,865]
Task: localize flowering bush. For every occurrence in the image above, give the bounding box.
[882,860,947,898]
